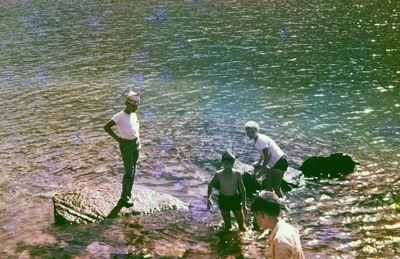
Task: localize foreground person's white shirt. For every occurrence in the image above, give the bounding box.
[268,219,305,259]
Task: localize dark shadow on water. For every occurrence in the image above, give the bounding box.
[208,228,244,258]
[15,216,150,258]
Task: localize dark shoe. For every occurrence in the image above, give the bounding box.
[107,210,119,218]
[118,199,134,208]
[107,204,123,218]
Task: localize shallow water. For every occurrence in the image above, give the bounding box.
[0,0,399,257]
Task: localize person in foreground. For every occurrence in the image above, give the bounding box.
[104,91,141,208]
[207,150,247,231]
[245,121,288,198]
[251,191,305,259]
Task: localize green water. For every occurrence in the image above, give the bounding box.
[0,0,399,257]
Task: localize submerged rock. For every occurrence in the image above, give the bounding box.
[299,153,359,178]
[53,183,189,225]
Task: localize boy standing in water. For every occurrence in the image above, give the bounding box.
[245,121,288,198]
[207,150,247,231]
[251,191,305,259]
[104,91,141,208]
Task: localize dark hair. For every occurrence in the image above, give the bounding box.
[221,150,235,162]
[250,191,281,216]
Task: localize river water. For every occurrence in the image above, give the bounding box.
[0,0,399,257]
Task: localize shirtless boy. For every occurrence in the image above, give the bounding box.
[207,150,247,231]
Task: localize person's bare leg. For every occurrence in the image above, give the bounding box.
[262,174,273,192]
[221,210,232,231]
[233,210,246,231]
[270,168,285,198]
[253,164,260,179]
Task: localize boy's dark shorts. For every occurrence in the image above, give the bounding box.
[272,155,288,171]
[218,193,242,211]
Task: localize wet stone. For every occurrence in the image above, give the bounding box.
[53,183,189,225]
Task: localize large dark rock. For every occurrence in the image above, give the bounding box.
[299,153,359,178]
[53,183,189,225]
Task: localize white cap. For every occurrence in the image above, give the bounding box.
[126,91,140,105]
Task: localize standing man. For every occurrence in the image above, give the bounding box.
[251,191,305,258]
[104,91,141,208]
[244,121,288,198]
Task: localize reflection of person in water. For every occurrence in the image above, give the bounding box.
[104,91,141,209]
[251,191,305,259]
[245,121,288,198]
[207,150,247,231]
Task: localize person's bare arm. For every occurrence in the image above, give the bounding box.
[207,176,218,210]
[253,153,262,178]
[238,173,247,209]
[255,148,270,178]
[252,153,263,167]
[104,120,121,143]
[258,153,263,165]
[258,148,270,176]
